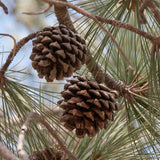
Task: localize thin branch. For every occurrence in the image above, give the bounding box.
[139,0,160,25]
[0,1,8,14]
[147,0,160,25]
[139,0,149,24]
[0,142,20,160]
[54,0,76,32]
[86,54,128,96]
[95,16,155,41]
[22,4,52,15]
[0,34,16,60]
[17,112,78,160]
[0,31,40,75]
[105,142,123,159]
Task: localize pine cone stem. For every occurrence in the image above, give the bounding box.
[54,0,76,32]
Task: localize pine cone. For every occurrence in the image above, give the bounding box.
[30,25,87,82]
[58,76,119,138]
[28,148,68,160]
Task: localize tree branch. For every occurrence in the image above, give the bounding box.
[0,33,16,61]
[0,1,8,14]
[139,0,160,25]
[17,112,78,160]
[0,31,40,75]
[0,142,20,160]
[22,4,52,15]
[95,16,154,41]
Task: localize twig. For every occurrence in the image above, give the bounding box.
[0,1,8,14]
[0,34,16,60]
[147,0,160,25]
[22,4,52,15]
[139,0,149,24]
[40,0,134,69]
[0,142,20,160]
[95,16,154,41]
[105,142,123,159]
[0,31,40,75]
[139,0,160,25]
[17,111,78,160]
[43,0,155,42]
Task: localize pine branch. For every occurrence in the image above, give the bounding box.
[0,1,8,14]
[22,4,52,15]
[139,0,160,24]
[0,31,40,75]
[17,112,78,160]
[0,142,19,160]
[95,16,154,41]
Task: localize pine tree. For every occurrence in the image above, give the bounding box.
[0,0,160,160]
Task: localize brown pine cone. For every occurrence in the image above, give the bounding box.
[28,148,68,160]
[58,76,119,138]
[30,25,87,82]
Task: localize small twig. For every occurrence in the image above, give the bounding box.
[0,34,16,60]
[22,4,52,15]
[148,0,160,25]
[105,142,123,159]
[0,31,40,75]
[139,0,160,25]
[139,0,149,24]
[0,141,20,160]
[95,16,154,42]
[17,112,78,160]
[0,1,8,14]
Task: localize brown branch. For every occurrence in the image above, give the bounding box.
[54,0,76,32]
[0,142,20,160]
[147,0,160,25]
[41,0,134,69]
[0,31,40,75]
[139,0,160,25]
[0,34,16,61]
[22,4,52,15]
[139,0,149,24]
[0,1,8,14]
[95,16,155,41]
[17,112,78,160]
